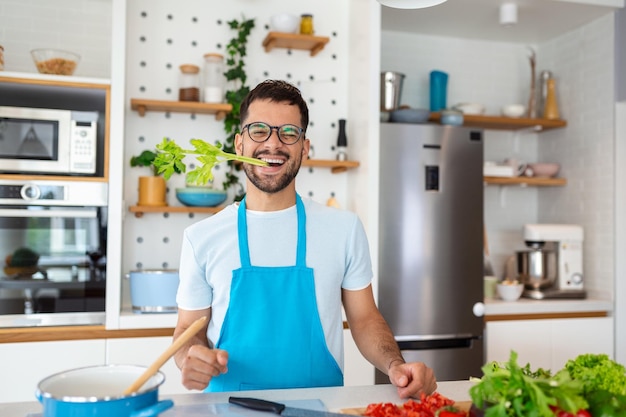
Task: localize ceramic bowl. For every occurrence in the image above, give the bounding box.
[496,282,524,301]
[269,13,300,33]
[440,109,464,126]
[452,103,485,115]
[175,188,227,207]
[389,108,430,124]
[527,162,560,178]
[502,104,526,118]
[31,49,80,75]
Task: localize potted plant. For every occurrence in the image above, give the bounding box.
[130,149,173,207]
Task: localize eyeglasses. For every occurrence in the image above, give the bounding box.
[242,122,304,145]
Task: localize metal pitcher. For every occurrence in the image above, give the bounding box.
[380,71,405,111]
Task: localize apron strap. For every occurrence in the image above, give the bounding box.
[237,194,307,268]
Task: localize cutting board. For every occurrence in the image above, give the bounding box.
[161,399,327,417]
[340,401,472,415]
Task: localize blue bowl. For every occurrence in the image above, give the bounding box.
[389,108,430,124]
[175,188,227,207]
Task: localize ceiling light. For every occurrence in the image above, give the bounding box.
[499,3,518,26]
[377,0,448,9]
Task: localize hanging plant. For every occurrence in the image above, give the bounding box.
[221,16,256,201]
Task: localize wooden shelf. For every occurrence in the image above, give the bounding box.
[130,98,232,120]
[428,112,567,132]
[484,176,567,186]
[262,32,330,56]
[302,159,360,173]
[129,205,224,217]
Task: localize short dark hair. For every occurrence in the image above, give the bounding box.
[239,80,309,132]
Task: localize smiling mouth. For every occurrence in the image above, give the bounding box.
[260,157,285,167]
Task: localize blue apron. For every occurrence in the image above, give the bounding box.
[207,194,343,392]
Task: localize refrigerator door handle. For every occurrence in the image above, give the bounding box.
[396,334,481,350]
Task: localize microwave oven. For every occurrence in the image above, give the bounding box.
[0,106,98,176]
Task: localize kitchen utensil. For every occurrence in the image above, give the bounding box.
[380,71,405,111]
[526,162,560,178]
[515,248,557,289]
[270,13,300,33]
[123,316,207,395]
[229,397,349,417]
[126,269,179,313]
[496,281,524,301]
[501,104,525,118]
[36,364,173,417]
[429,70,448,112]
[440,109,463,125]
[452,103,484,115]
[175,187,227,207]
[483,225,495,277]
[389,108,430,124]
[31,48,80,75]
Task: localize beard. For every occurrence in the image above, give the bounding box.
[242,147,304,194]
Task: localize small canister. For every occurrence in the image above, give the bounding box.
[202,53,225,103]
[178,64,200,102]
[300,14,314,35]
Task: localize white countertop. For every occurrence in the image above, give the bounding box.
[117,297,614,330]
[0,380,474,417]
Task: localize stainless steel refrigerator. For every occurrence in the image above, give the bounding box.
[376,123,484,383]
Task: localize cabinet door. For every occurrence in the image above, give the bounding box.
[106,336,187,395]
[343,329,374,386]
[0,340,106,403]
[550,317,614,369]
[486,320,552,370]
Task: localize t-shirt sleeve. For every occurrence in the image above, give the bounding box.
[341,214,373,291]
[176,229,213,310]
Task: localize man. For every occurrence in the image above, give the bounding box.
[173,79,437,398]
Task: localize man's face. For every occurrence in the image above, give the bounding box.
[236,99,309,194]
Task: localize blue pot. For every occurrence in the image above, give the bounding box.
[36,365,173,417]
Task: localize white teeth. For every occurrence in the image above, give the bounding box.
[261,158,284,165]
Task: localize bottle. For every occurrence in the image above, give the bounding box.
[0,45,4,71]
[300,14,314,35]
[202,53,225,103]
[429,70,448,112]
[336,119,347,161]
[538,70,552,117]
[543,77,560,120]
[178,64,200,102]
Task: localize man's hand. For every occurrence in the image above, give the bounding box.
[388,361,437,399]
[179,346,229,390]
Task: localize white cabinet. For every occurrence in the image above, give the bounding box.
[106,336,188,395]
[486,317,614,371]
[343,329,374,386]
[0,340,106,403]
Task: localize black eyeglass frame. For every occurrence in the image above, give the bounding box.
[242,122,305,145]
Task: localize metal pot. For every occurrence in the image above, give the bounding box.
[36,364,173,417]
[515,248,557,289]
[126,269,179,313]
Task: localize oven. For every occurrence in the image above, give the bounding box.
[0,179,107,327]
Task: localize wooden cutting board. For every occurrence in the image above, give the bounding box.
[340,401,472,415]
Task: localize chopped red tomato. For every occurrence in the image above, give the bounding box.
[436,406,467,417]
[364,393,459,417]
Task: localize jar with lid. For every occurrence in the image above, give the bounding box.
[178,64,200,102]
[300,14,314,35]
[202,53,225,103]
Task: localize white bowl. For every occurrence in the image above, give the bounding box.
[497,282,524,301]
[452,103,485,115]
[270,13,299,33]
[502,104,526,118]
[527,162,560,178]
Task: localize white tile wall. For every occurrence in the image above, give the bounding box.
[0,0,112,78]
[381,13,616,298]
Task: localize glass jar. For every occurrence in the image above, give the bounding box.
[300,14,314,35]
[202,53,225,103]
[178,64,200,102]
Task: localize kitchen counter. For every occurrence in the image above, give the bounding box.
[483,296,613,320]
[0,380,474,417]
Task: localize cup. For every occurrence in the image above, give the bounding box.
[429,70,448,112]
[484,276,498,299]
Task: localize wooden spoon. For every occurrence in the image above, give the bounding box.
[123,316,207,395]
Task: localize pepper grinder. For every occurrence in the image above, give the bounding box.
[336,119,348,161]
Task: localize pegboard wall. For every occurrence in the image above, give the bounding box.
[122,0,351,292]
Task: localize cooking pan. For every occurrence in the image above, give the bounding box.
[36,364,173,417]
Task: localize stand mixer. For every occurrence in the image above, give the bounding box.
[515,224,586,299]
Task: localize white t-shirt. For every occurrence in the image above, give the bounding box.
[176,197,373,370]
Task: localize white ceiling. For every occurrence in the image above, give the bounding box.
[381,0,625,43]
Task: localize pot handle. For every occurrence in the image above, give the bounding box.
[130,399,174,417]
